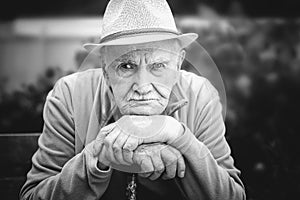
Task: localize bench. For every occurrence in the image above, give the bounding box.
[0,134,40,200]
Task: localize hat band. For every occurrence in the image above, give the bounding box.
[100,28,181,44]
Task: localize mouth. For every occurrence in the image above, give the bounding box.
[129,99,159,102]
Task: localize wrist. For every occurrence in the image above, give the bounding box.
[166,117,184,143]
[173,122,184,141]
[169,123,196,154]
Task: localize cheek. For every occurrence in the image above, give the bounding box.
[154,83,172,99]
[154,71,179,96]
[106,72,133,102]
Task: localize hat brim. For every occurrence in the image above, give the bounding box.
[83,32,198,53]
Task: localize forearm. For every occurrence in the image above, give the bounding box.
[171,126,246,200]
[20,143,112,200]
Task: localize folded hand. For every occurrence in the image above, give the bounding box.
[133,143,185,180]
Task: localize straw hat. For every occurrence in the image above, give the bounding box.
[83,0,198,52]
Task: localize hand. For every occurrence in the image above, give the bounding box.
[92,123,134,169]
[133,143,186,180]
[93,115,185,169]
[116,115,184,147]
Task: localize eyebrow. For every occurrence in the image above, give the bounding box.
[114,53,133,62]
[115,57,136,64]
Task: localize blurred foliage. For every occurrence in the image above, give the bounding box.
[181,19,300,200]
[1,19,300,200]
[0,67,71,133]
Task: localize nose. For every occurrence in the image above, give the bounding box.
[133,84,153,95]
[133,67,153,94]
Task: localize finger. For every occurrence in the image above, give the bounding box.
[123,136,140,163]
[140,158,154,177]
[92,132,107,157]
[148,150,165,181]
[133,152,153,177]
[112,132,130,165]
[103,128,121,164]
[98,145,110,166]
[93,123,116,156]
[161,148,177,180]
[139,172,152,178]
[92,139,103,157]
[169,147,186,178]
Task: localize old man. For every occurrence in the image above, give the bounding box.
[20,0,246,199]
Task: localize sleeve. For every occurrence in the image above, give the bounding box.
[19,77,112,200]
[170,80,246,200]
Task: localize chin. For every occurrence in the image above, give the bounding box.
[121,105,166,116]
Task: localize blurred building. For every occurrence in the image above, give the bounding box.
[0,18,101,91]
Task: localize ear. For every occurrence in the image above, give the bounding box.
[177,50,186,70]
[102,68,111,87]
[100,56,111,87]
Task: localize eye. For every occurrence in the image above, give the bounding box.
[151,63,166,70]
[116,62,137,77]
[118,63,136,70]
[149,63,167,77]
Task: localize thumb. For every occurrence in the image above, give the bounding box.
[100,122,116,135]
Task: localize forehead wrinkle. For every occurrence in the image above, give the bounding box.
[108,44,181,66]
[130,49,172,64]
[115,48,155,63]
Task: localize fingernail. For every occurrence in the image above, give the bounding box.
[179,171,185,178]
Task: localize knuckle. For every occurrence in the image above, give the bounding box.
[164,155,176,164]
[140,172,151,178]
[116,138,125,147]
[169,173,176,179]
[124,156,133,164]
[112,146,120,154]
[154,168,163,175]
[143,162,154,172]
[125,142,138,151]
[168,152,177,161]
[146,151,154,158]
[166,169,176,178]
[103,138,110,147]
[173,150,182,159]
[123,149,130,156]
[170,157,177,164]
[155,159,164,169]
[123,149,132,157]
[132,155,139,164]
[150,174,160,180]
[112,143,120,151]
[125,155,133,162]
[158,165,165,172]
[96,133,104,141]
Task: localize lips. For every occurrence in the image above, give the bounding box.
[129,98,158,101]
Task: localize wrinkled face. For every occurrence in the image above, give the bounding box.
[102,41,185,115]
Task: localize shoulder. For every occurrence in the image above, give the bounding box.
[48,69,104,110]
[54,69,103,90]
[51,69,103,97]
[179,70,219,102]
